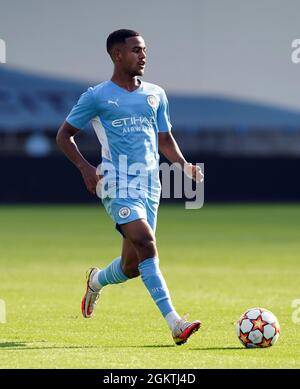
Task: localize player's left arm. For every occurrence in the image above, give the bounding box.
[158,132,204,183]
[157,88,203,183]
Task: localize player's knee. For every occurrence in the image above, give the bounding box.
[132,236,157,257]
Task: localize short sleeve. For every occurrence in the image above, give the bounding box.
[157,89,172,133]
[66,87,98,129]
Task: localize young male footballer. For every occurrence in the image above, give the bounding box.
[56,29,203,345]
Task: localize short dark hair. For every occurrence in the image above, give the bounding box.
[106,29,140,56]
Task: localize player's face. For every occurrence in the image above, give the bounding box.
[120,36,147,76]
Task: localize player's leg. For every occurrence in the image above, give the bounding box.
[120,219,176,324]
[82,195,142,318]
[120,219,201,344]
[89,195,150,287]
[91,237,140,287]
[81,237,141,318]
[121,238,140,278]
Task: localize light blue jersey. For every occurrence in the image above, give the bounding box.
[67,80,171,193]
[66,79,172,232]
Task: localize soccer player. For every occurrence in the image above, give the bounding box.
[56,29,204,345]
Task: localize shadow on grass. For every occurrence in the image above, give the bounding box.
[0,342,100,351]
[0,342,28,348]
[1,342,243,351]
[0,341,175,350]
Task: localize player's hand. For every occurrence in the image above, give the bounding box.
[79,163,102,195]
[184,163,204,183]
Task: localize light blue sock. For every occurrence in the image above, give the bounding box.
[98,256,129,286]
[138,257,176,318]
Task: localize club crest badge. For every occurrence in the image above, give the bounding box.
[118,207,131,219]
[147,95,158,109]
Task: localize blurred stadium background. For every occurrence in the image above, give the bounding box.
[1,0,300,204]
[1,66,300,203]
[1,1,300,369]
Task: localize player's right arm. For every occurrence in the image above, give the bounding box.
[56,121,100,195]
[56,87,100,195]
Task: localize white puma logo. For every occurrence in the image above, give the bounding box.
[108,99,119,107]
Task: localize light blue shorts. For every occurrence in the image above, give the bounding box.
[102,195,160,236]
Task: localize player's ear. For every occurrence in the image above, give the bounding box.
[112,46,122,63]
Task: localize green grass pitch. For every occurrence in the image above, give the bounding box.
[0,204,300,368]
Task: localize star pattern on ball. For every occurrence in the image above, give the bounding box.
[250,316,267,332]
[239,332,250,345]
[258,337,272,348]
[237,308,280,348]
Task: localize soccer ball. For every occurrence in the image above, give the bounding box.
[236,307,280,348]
